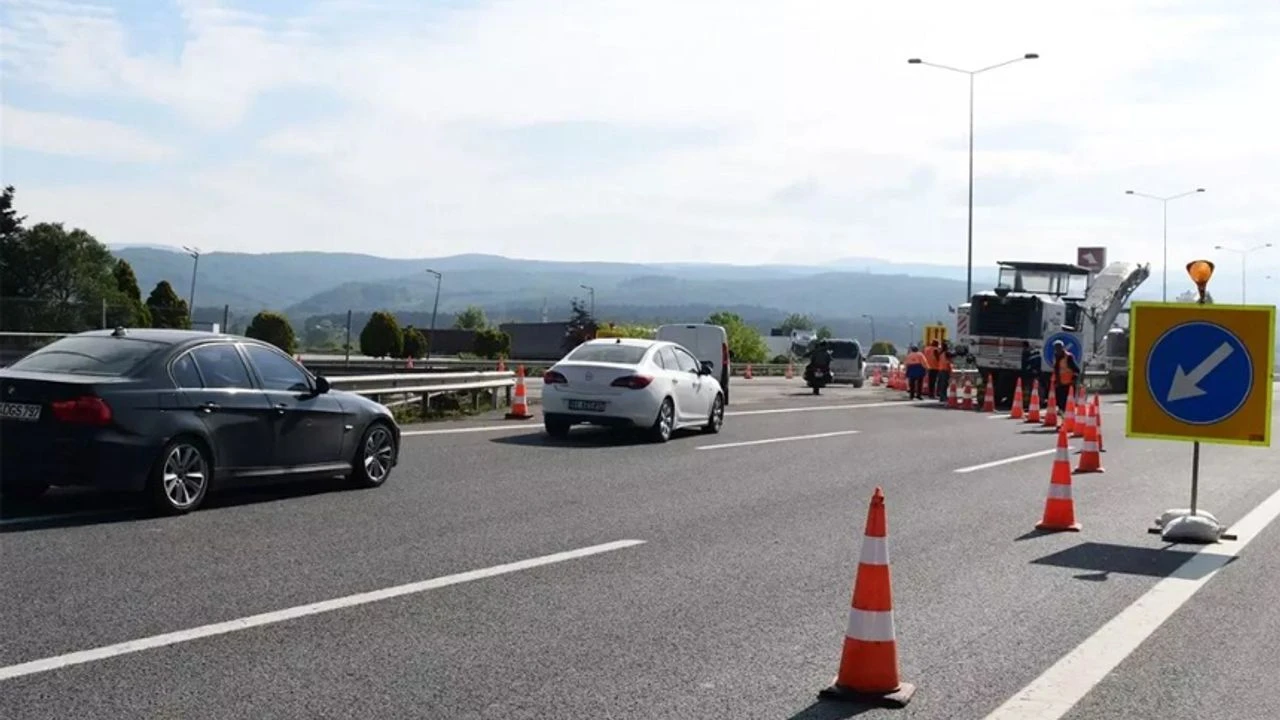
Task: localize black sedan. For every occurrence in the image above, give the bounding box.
[0,328,400,514]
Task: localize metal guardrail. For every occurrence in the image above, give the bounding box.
[326,371,517,412]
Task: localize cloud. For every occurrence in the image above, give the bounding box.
[1,105,177,162]
[1,0,1279,292]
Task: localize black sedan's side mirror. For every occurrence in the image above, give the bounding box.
[314,376,331,394]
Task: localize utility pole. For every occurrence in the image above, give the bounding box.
[1213,242,1272,303]
[580,284,596,316]
[182,246,201,326]
[426,269,442,359]
[1125,188,1205,301]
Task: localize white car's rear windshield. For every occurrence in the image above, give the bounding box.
[867,355,893,364]
[567,344,648,364]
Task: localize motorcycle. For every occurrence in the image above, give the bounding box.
[804,363,830,395]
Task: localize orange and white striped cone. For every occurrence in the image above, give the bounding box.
[786,361,794,380]
[819,487,916,707]
[1042,387,1058,428]
[947,377,959,409]
[745,364,754,380]
[981,375,996,413]
[1010,378,1025,420]
[1036,427,1082,532]
[1072,389,1088,439]
[504,365,534,420]
[406,357,415,369]
[1064,387,1078,436]
[497,357,507,372]
[1093,395,1106,453]
[1074,402,1104,473]
[1025,379,1042,424]
[872,368,882,386]
[961,378,974,410]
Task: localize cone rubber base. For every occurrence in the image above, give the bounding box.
[1036,521,1081,532]
[818,680,916,708]
[1073,467,1105,474]
[504,411,535,420]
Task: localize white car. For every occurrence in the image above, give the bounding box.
[864,354,900,378]
[541,337,726,442]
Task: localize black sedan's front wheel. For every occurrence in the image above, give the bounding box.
[149,438,211,515]
[350,421,397,488]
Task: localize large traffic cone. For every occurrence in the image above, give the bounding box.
[1074,402,1104,473]
[1010,378,1024,420]
[1093,395,1106,453]
[744,364,754,380]
[1025,379,1041,424]
[981,375,996,413]
[1064,387,1078,436]
[505,365,534,420]
[947,377,959,409]
[961,378,974,410]
[1036,427,1082,532]
[1072,388,1088,439]
[872,367,882,386]
[1042,387,1058,428]
[819,488,916,707]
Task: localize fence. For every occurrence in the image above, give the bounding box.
[326,371,517,413]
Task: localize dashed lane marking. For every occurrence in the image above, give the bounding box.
[697,430,861,451]
[953,449,1058,474]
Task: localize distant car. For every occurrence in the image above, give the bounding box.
[654,323,731,404]
[864,354,900,378]
[824,338,866,387]
[0,328,400,514]
[541,337,725,442]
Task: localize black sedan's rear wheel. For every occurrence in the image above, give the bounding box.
[349,421,396,488]
[148,438,211,515]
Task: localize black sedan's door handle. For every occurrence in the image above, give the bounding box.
[274,403,288,415]
[200,402,220,413]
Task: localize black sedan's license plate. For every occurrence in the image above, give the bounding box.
[0,402,42,422]
[567,399,607,412]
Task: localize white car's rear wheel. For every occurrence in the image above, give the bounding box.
[647,398,675,443]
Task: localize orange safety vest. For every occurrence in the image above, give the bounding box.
[1056,354,1076,385]
[924,346,939,366]
[937,352,952,372]
[905,351,928,368]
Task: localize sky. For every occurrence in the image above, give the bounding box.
[2,0,1279,298]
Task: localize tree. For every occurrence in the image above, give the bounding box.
[453,305,488,330]
[779,313,814,333]
[360,310,403,358]
[1176,289,1214,304]
[112,259,151,327]
[146,280,191,329]
[562,298,597,351]
[595,322,654,339]
[474,326,511,359]
[707,311,768,364]
[868,340,898,357]
[816,325,833,340]
[245,311,298,354]
[401,325,427,358]
[1,185,24,240]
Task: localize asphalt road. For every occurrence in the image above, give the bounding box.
[3,381,1280,719]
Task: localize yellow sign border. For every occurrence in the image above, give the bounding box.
[1125,301,1275,447]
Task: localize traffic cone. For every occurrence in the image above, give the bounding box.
[505,365,534,420]
[947,377,959,409]
[1025,379,1041,424]
[744,364,754,380]
[1064,387,1078,436]
[1072,389,1088,439]
[406,357,415,369]
[786,361,794,380]
[1093,395,1105,453]
[981,375,996,413]
[818,488,916,707]
[1074,402,1104,473]
[1010,378,1024,420]
[1042,387,1058,428]
[961,377,974,410]
[872,368,882,386]
[1036,427,1082,532]
[497,357,507,372]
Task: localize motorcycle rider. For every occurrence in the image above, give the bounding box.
[805,341,833,393]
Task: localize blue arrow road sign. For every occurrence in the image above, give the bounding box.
[1146,321,1255,425]
[1043,332,1082,369]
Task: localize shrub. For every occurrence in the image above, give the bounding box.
[245,311,298,354]
[359,310,403,358]
[474,326,511,359]
[402,326,427,358]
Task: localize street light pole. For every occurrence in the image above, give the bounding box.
[579,284,596,316]
[907,52,1039,301]
[425,269,442,359]
[1213,242,1272,303]
[182,246,201,326]
[861,313,876,343]
[1124,188,1205,302]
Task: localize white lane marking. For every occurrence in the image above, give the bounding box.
[696,430,860,451]
[953,448,1058,474]
[399,401,906,436]
[983,484,1280,720]
[0,539,646,683]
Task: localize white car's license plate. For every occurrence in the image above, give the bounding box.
[0,402,42,422]
[568,399,607,412]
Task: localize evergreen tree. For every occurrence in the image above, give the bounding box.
[245,310,298,354]
[146,280,191,329]
[359,310,403,358]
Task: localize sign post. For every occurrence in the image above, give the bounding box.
[1127,260,1276,543]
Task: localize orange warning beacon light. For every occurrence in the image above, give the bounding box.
[1186,259,1215,302]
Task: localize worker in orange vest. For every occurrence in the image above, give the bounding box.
[935,340,954,404]
[1050,339,1081,412]
[904,344,931,400]
[923,340,942,398]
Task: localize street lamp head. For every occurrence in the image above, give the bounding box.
[1024,53,1039,59]
[1196,188,1205,192]
[1213,245,1225,250]
[907,58,922,64]
[1125,190,1135,195]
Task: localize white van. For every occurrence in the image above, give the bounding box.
[823,338,865,388]
[655,323,732,404]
